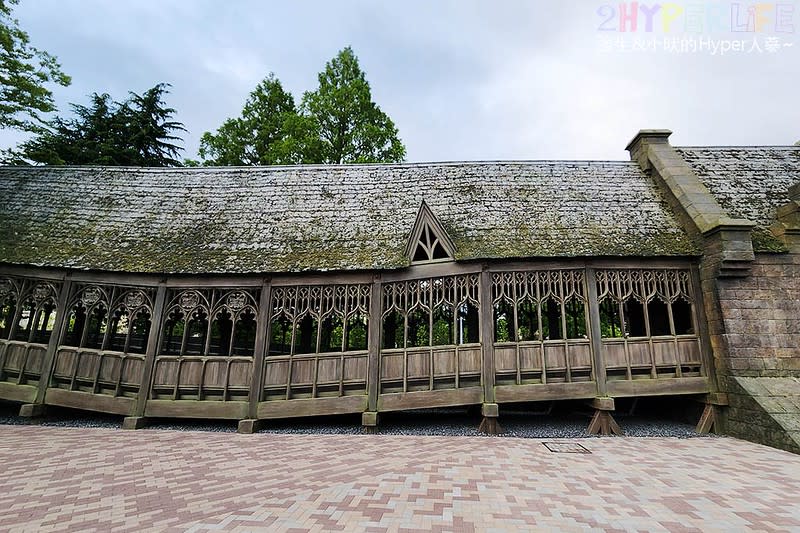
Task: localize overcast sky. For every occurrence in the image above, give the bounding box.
[2,0,798,162]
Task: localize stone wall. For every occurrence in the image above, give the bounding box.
[715,250,800,378]
[710,245,800,453]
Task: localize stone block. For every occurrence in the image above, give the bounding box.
[122,417,148,430]
[19,404,45,418]
[362,411,379,427]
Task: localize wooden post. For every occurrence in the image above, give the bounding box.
[477,268,500,434]
[20,275,72,417]
[123,282,166,429]
[239,279,271,434]
[363,275,382,431]
[690,266,719,392]
[585,268,608,398]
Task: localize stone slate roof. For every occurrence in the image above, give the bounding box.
[677,146,800,251]
[0,162,697,274]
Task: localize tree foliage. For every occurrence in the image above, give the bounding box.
[302,47,405,164]
[0,0,71,132]
[19,83,185,166]
[198,47,405,166]
[199,74,298,165]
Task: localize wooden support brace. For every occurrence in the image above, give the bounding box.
[477,403,502,435]
[694,392,726,434]
[696,404,717,434]
[586,410,623,436]
[122,416,148,430]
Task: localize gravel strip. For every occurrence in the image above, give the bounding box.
[0,401,713,439]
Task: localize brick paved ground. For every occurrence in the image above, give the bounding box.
[1,425,799,532]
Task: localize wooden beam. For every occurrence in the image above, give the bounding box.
[495,382,597,403]
[256,395,367,419]
[145,399,248,419]
[378,387,482,412]
[0,382,37,403]
[44,388,134,416]
[606,376,710,397]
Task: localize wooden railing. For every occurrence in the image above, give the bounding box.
[0,263,715,420]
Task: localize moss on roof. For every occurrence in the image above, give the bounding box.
[677,146,800,252]
[0,162,698,274]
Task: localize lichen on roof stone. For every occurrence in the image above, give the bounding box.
[0,162,697,274]
[677,146,800,252]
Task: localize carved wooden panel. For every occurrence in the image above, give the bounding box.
[595,268,704,380]
[151,287,260,401]
[263,284,370,401]
[491,269,593,386]
[51,283,156,397]
[0,276,62,386]
[380,274,481,394]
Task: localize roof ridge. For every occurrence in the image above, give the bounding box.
[676,145,799,150]
[0,159,636,172]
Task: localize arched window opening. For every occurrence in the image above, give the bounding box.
[431,304,453,346]
[128,310,151,354]
[407,308,429,348]
[516,300,537,341]
[162,310,185,355]
[382,310,404,349]
[294,314,318,355]
[107,309,130,352]
[647,299,671,336]
[84,305,108,350]
[672,298,694,335]
[564,298,587,339]
[232,309,257,356]
[13,299,36,342]
[62,305,86,347]
[320,314,344,353]
[599,299,623,338]
[0,296,16,339]
[269,314,292,356]
[208,309,233,356]
[457,302,479,344]
[184,309,208,355]
[541,299,564,340]
[493,300,515,342]
[346,313,368,351]
[624,300,646,337]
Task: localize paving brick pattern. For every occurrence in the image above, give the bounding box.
[1,426,799,532]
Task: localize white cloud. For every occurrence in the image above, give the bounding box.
[1,0,798,161]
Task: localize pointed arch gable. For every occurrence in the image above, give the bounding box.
[405,201,456,264]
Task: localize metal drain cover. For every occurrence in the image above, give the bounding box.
[542,442,591,454]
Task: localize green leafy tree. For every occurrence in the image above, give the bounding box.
[197,48,405,165]
[0,0,71,132]
[301,47,405,164]
[199,74,299,165]
[19,83,185,166]
[124,83,185,166]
